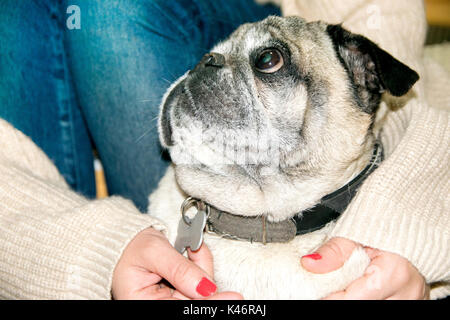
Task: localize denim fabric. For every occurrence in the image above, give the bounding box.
[0,0,280,211]
[0,0,96,197]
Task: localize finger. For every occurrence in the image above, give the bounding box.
[386,266,430,300]
[324,258,392,300]
[322,276,384,300]
[172,289,190,300]
[386,283,430,300]
[363,246,382,260]
[112,265,163,300]
[202,292,244,300]
[114,278,174,300]
[133,285,175,300]
[146,241,218,299]
[187,243,214,278]
[301,237,359,274]
[322,277,384,300]
[322,290,346,300]
[173,289,244,301]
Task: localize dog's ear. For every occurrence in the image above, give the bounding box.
[326,24,419,112]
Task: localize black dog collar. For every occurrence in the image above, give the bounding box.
[199,142,384,244]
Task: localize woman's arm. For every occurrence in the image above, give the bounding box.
[282,0,449,298]
[0,119,165,299]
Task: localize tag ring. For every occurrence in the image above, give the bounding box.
[180,197,210,225]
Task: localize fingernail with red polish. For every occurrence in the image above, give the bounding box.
[303,253,322,260]
[196,277,217,297]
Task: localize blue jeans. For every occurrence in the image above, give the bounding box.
[0,0,280,211]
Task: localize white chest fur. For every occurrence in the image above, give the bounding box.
[149,166,370,299]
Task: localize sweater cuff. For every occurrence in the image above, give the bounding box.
[64,197,167,299]
[0,196,167,300]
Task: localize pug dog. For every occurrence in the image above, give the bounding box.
[150,16,419,299]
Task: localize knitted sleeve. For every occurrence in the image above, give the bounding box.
[281,0,450,299]
[330,78,450,299]
[0,119,167,299]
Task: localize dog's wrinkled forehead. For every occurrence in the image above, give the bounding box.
[212,16,317,57]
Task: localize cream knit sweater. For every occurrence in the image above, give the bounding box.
[276,0,450,299]
[0,0,448,299]
[0,120,168,299]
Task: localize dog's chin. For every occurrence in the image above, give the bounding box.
[171,159,324,222]
[173,164,275,218]
[168,143,267,209]
[170,134,374,222]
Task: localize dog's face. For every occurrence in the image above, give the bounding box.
[158,16,418,221]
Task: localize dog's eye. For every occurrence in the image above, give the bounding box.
[255,49,284,73]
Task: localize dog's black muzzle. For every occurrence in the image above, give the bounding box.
[160,52,227,147]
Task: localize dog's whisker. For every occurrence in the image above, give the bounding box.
[138,98,160,103]
[161,77,174,85]
[134,128,153,144]
[134,116,160,144]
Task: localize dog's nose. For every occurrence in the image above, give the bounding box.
[190,52,225,74]
[203,52,226,67]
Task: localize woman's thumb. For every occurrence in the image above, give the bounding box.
[300,237,359,274]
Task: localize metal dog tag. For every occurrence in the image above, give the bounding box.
[174,209,208,254]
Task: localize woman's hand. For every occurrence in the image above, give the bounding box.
[112,227,243,300]
[301,237,430,299]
